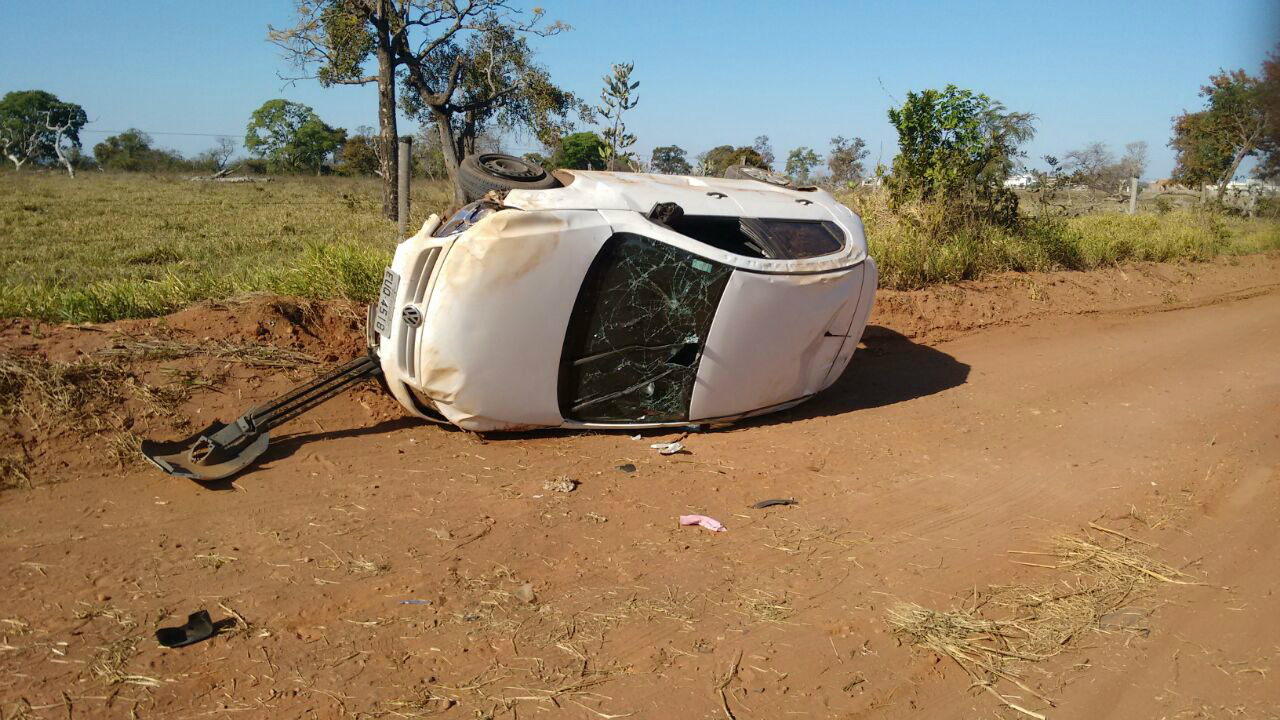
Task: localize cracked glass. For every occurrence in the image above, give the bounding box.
[559,233,733,423]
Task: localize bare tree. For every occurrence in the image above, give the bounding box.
[1119,141,1148,180]
[42,111,78,178]
[1,127,41,171]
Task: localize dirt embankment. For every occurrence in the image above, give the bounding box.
[1,253,1278,719]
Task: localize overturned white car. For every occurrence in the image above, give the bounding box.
[143,156,876,480]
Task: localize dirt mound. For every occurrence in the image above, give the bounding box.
[869,252,1280,343]
[0,295,399,490]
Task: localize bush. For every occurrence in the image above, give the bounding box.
[844,188,1280,290]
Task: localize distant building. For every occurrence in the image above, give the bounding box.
[1003,173,1036,188]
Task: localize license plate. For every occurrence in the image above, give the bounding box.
[373,267,400,337]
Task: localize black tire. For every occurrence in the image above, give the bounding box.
[724,164,793,188]
[459,153,560,201]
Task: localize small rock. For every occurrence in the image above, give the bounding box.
[514,583,536,604]
[617,463,637,473]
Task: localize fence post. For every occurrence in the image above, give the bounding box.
[398,137,412,236]
[1128,177,1138,214]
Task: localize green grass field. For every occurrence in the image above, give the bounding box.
[0,173,451,322]
[1,172,1277,323]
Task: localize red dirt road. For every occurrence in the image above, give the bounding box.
[2,257,1278,719]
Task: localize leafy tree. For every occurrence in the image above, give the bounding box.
[244,99,346,174]
[650,145,691,175]
[886,84,1034,225]
[827,135,868,186]
[414,125,448,179]
[274,1,577,205]
[551,131,606,170]
[0,90,87,173]
[1255,47,1280,180]
[752,135,775,168]
[785,147,822,182]
[888,85,1034,199]
[271,0,400,216]
[337,127,382,176]
[699,145,766,176]
[93,129,189,172]
[1171,61,1275,198]
[597,62,639,170]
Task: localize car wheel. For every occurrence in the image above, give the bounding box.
[459,153,560,200]
[724,164,794,188]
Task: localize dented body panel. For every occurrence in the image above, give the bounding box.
[377,170,877,431]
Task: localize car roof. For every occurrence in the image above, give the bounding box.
[504,170,842,220]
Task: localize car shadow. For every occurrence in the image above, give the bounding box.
[752,325,970,425]
[193,327,967,489]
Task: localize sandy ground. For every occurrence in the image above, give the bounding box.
[2,254,1278,719]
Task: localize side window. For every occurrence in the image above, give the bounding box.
[662,214,844,260]
[559,233,733,423]
[745,218,844,259]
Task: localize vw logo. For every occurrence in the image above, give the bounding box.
[401,305,423,327]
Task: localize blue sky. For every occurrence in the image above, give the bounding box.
[2,1,1276,178]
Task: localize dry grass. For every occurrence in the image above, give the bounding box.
[888,532,1192,718]
[843,188,1280,290]
[87,636,159,688]
[0,454,31,490]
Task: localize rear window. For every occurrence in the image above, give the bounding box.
[664,215,843,260]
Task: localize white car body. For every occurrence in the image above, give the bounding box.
[374,170,877,431]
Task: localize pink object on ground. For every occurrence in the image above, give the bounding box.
[679,514,727,532]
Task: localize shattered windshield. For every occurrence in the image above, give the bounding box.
[559,234,733,423]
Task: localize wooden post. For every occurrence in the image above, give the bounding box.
[1128,177,1138,214]
[398,137,412,236]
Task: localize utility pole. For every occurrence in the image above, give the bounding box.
[398,137,412,236]
[1128,177,1138,214]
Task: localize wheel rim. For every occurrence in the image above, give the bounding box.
[478,154,544,181]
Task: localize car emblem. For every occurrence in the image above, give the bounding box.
[401,305,422,327]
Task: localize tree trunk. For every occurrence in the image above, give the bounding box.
[432,107,466,206]
[373,0,399,221]
[1216,143,1251,202]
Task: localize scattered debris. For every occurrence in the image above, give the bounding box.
[650,441,685,455]
[680,514,727,532]
[155,609,216,648]
[543,476,578,493]
[617,463,637,473]
[514,583,537,604]
[399,599,432,606]
[751,498,798,509]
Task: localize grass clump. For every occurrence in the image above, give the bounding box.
[887,532,1191,717]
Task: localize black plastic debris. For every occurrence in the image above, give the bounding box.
[155,610,217,648]
[751,498,798,509]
